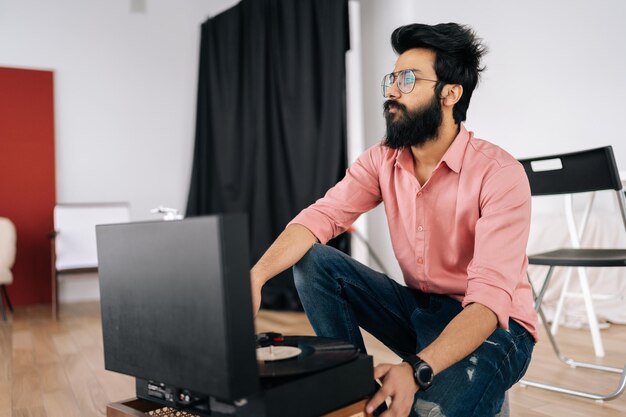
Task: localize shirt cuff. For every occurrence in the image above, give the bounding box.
[287,210,334,244]
[462,282,512,330]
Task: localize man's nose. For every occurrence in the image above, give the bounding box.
[385,79,401,99]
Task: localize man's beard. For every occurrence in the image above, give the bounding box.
[382,95,442,149]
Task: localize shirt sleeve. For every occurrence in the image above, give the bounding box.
[288,145,384,244]
[462,162,532,330]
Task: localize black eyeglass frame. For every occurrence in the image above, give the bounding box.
[381,69,440,97]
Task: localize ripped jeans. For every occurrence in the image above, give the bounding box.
[293,244,534,417]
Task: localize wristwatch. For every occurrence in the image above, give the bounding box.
[403,355,434,391]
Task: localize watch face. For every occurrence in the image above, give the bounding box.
[416,362,434,387]
[404,356,434,390]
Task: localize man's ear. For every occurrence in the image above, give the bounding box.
[441,84,463,107]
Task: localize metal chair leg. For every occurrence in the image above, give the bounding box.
[520,368,626,402]
[535,302,622,373]
[51,234,58,320]
[576,267,605,357]
[533,266,554,310]
[520,271,626,401]
[0,286,6,321]
[550,266,572,336]
[1,285,12,312]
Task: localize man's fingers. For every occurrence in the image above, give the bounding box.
[365,384,389,414]
[367,364,393,414]
[374,363,393,380]
[369,363,418,416]
[379,393,413,417]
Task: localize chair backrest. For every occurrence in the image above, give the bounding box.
[518,146,622,196]
[0,217,17,269]
[54,203,130,270]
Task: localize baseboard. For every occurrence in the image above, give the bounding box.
[58,272,100,303]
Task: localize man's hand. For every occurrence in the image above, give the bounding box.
[366,362,418,417]
[250,273,263,317]
[249,224,319,318]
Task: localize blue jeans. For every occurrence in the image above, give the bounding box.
[293,244,534,417]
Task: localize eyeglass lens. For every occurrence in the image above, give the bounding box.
[381,70,416,97]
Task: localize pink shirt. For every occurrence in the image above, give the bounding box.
[289,124,538,341]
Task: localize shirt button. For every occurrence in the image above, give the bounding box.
[417,257,423,264]
[417,192,423,197]
[417,225,423,231]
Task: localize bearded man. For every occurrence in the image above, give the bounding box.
[250,23,537,417]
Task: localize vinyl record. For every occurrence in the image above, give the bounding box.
[256,335,359,378]
[257,345,302,361]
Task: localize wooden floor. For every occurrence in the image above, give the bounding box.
[1,303,625,416]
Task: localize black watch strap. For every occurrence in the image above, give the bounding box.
[403,355,434,391]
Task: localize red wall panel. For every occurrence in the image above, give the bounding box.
[0,66,56,306]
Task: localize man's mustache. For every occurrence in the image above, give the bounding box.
[383,100,408,114]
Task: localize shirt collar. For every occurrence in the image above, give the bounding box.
[393,123,471,174]
[439,123,470,174]
[394,145,413,173]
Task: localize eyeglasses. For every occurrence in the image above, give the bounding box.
[381,69,439,97]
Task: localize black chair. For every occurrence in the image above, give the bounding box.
[518,146,626,401]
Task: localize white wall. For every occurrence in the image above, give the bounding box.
[346,0,370,267]
[3,0,625,304]
[0,0,240,302]
[358,0,626,281]
[0,0,240,222]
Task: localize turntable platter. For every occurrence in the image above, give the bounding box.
[256,335,360,378]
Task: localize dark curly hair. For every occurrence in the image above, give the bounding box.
[391,23,487,124]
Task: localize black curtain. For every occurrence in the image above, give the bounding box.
[186,0,351,310]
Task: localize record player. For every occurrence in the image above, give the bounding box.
[96,214,376,417]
